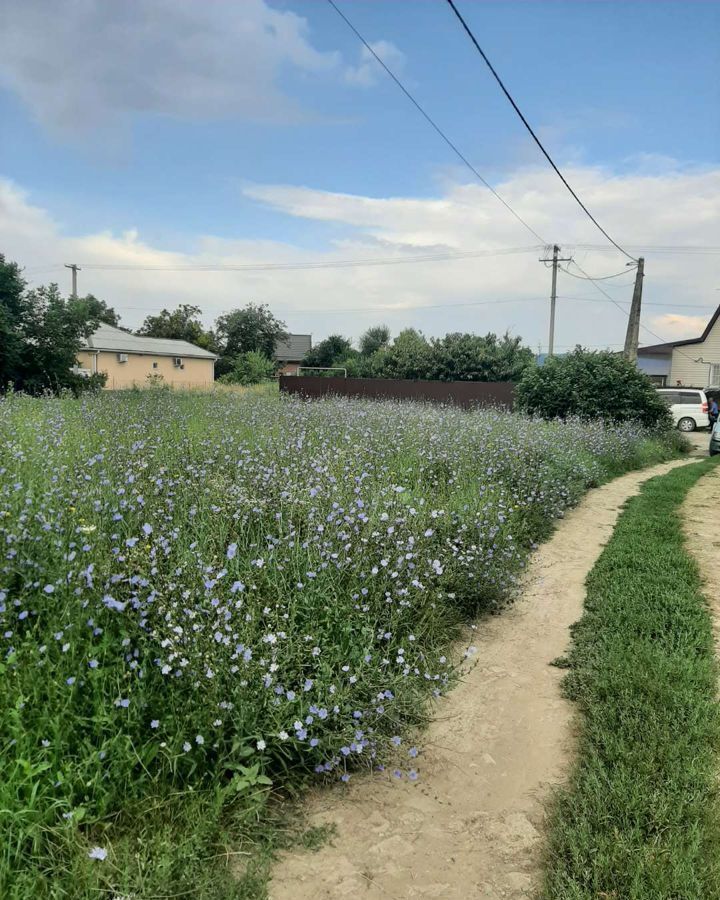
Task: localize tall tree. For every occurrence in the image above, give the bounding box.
[138,304,215,349]
[375,329,433,380]
[0,255,29,389]
[359,324,390,356]
[215,303,287,359]
[73,294,121,327]
[0,256,110,394]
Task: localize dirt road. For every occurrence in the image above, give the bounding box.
[270,459,691,900]
[683,461,720,626]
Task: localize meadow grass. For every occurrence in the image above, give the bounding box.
[0,388,684,897]
[544,459,720,899]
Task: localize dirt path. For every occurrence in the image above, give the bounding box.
[270,460,691,900]
[683,461,720,631]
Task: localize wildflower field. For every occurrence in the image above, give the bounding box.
[0,388,683,897]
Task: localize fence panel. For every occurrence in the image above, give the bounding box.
[279,375,515,409]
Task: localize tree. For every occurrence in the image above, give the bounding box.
[138,304,215,349]
[302,335,353,369]
[374,329,433,380]
[359,325,390,356]
[0,255,29,389]
[17,283,106,394]
[516,349,673,427]
[73,294,121,327]
[0,256,109,394]
[429,332,533,382]
[218,351,276,386]
[215,304,287,359]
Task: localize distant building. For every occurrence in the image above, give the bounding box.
[637,304,720,387]
[274,334,312,375]
[77,324,217,389]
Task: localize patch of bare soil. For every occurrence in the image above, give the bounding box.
[683,462,720,632]
[270,460,690,900]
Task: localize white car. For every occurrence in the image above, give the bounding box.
[656,387,710,432]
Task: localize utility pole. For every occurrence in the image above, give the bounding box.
[64,263,81,298]
[539,244,571,356]
[623,257,645,363]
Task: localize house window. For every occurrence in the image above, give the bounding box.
[710,363,720,386]
[152,362,158,369]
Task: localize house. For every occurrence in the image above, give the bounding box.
[637,304,720,388]
[274,334,312,375]
[76,323,218,389]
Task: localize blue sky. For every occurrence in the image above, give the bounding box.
[1,0,719,348]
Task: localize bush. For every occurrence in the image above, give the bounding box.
[218,350,276,385]
[516,349,673,428]
[67,371,107,396]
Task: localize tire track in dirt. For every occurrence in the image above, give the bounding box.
[270,460,691,900]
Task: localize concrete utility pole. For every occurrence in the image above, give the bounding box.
[64,263,81,298]
[539,244,571,356]
[623,257,645,363]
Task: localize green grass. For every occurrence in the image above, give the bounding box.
[544,459,720,899]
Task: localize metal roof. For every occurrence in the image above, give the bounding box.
[275,334,312,361]
[81,324,218,359]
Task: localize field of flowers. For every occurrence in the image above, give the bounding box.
[0,388,683,897]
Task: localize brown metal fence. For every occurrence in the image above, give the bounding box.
[279,375,515,409]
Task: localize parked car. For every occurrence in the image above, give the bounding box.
[655,388,710,432]
[710,422,720,456]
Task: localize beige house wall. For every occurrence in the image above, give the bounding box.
[669,316,720,386]
[77,350,215,389]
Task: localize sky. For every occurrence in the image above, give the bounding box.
[0,0,719,351]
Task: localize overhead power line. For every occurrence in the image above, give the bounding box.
[557,265,636,283]
[443,0,636,262]
[325,0,547,245]
[570,244,720,255]
[566,259,706,358]
[75,245,542,273]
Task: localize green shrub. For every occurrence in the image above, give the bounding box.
[516,349,672,427]
[219,350,276,385]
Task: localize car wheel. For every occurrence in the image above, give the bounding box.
[677,417,696,432]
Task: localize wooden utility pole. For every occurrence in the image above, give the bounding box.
[539,244,571,356]
[64,263,81,298]
[623,257,645,362]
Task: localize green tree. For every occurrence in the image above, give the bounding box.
[359,324,390,356]
[218,351,276,386]
[215,304,287,359]
[17,283,106,394]
[429,332,533,382]
[73,294,121,327]
[0,255,29,389]
[0,256,110,394]
[138,304,215,349]
[374,329,433,380]
[516,349,672,427]
[302,335,353,369]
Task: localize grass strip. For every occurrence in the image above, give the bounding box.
[544,459,720,900]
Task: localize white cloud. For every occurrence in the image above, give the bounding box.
[649,314,709,340]
[1,161,719,352]
[344,40,406,87]
[0,0,340,134]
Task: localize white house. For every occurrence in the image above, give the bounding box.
[637,304,720,388]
